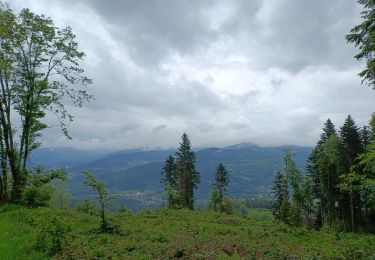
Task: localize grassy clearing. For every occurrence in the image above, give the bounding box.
[0,205,47,260]
[0,205,374,259]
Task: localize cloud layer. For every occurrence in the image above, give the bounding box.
[12,0,375,150]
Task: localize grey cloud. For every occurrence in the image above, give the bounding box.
[71,0,220,66]
[10,0,375,150]
[118,123,142,134]
[221,0,361,72]
[153,125,167,132]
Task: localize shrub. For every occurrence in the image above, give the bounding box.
[76,199,98,215]
[21,167,68,208]
[35,214,71,255]
[22,186,53,208]
[221,198,236,215]
[118,204,130,213]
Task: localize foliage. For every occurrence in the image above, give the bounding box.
[76,199,98,215]
[347,0,375,88]
[175,133,200,209]
[220,198,236,215]
[272,150,305,227]
[161,155,177,189]
[21,167,67,208]
[35,212,71,256]
[49,178,71,209]
[118,204,130,213]
[161,155,179,208]
[83,171,112,232]
[242,197,273,209]
[210,189,220,211]
[161,133,200,210]
[212,163,230,213]
[22,185,53,208]
[165,184,182,209]
[301,115,375,232]
[0,3,92,202]
[272,171,289,222]
[1,205,374,259]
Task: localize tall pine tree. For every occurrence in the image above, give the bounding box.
[213,163,229,212]
[339,115,363,231]
[307,119,340,227]
[360,126,372,152]
[161,155,179,208]
[175,133,200,209]
[272,171,289,222]
[161,155,177,189]
[340,115,363,170]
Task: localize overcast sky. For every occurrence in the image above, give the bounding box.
[11,0,375,150]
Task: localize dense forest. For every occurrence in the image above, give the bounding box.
[1,0,375,259]
[272,116,375,232]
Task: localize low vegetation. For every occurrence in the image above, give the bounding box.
[0,205,374,259]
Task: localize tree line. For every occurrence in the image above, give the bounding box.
[272,115,375,232]
[271,0,375,233]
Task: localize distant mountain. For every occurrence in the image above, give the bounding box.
[29,147,110,168]
[72,149,174,172]
[63,143,312,210]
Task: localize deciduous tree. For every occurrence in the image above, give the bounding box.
[0,4,92,202]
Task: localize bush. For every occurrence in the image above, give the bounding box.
[210,189,221,211]
[22,186,53,208]
[76,199,98,215]
[35,214,71,255]
[118,204,129,213]
[21,167,68,208]
[221,198,236,215]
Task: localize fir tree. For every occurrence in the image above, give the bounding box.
[213,163,229,212]
[306,119,338,227]
[361,126,372,152]
[339,116,363,231]
[302,177,315,226]
[316,134,343,228]
[161,155,177,188]
[272,171,289,222]
[306,148,323,226]
[340,115,363,170]
[175,133,200,209]
[319,119,337,144]
[305,116,375,231]
[161,155,179,208]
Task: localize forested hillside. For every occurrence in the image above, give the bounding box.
[55,144,310,210]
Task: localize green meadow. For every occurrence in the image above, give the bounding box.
[0,205,374,259]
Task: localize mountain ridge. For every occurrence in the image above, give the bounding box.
[36,143,313,210]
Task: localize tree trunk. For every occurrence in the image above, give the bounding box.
[350,193,355,232]
[0,105,21,202]
[99,192,107,230]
